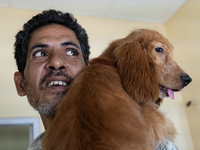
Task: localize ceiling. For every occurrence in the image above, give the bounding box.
[0,0,187,23]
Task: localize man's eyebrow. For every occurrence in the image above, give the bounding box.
[30,43,49,51]
[30,41,80,51]
[61,41,80,49]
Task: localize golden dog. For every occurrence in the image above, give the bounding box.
[43,29,192,150]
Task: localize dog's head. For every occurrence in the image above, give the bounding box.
[104,29,192,104]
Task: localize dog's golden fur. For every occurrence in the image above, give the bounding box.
[43,29,191,150]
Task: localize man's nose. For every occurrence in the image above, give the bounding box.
[46,53,66,71]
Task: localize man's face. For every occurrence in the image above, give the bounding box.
[14,24,86,117]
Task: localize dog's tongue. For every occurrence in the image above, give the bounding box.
[167,89,174,100]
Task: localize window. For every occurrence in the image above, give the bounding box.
[0,118,40,150]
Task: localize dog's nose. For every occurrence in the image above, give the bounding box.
[181,74,192,87]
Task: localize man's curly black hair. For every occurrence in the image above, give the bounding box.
[14,9,90,74]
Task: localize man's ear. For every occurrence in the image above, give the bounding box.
[14,72,26,96]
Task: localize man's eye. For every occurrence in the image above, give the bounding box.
[66,49,78,56]
[33,51,47,57]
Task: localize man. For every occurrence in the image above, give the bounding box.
[14,9,90,149]
[14,9,178,150]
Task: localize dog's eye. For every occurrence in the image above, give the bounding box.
[155,47,163,53]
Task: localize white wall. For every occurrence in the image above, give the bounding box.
[166,0,200,149]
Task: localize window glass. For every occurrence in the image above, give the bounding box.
[0,125,29,150]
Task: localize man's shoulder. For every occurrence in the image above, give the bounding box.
[27,132,45,150]
[156,138,179,150]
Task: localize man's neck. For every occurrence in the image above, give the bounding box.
[40,114,53,130]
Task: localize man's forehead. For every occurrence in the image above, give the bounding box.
[29,24,80,50]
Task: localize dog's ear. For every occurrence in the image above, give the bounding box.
[113,41,159,104]
[98,40,121,65]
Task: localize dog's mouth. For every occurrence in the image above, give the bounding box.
[159,85,179,100]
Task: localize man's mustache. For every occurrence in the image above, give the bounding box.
[40,71,73,89]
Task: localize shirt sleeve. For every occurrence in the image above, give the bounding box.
[155,138,179,150]
[27,132,45,150]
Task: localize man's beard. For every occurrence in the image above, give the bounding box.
[24,70,72,118]
[36,100,57,118]
[35,93,63,118]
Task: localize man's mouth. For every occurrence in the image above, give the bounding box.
[159,85,177,100]
[47,81,68,87]
[40,71,73,90]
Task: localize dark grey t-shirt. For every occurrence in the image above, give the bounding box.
[27,132,45,150]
